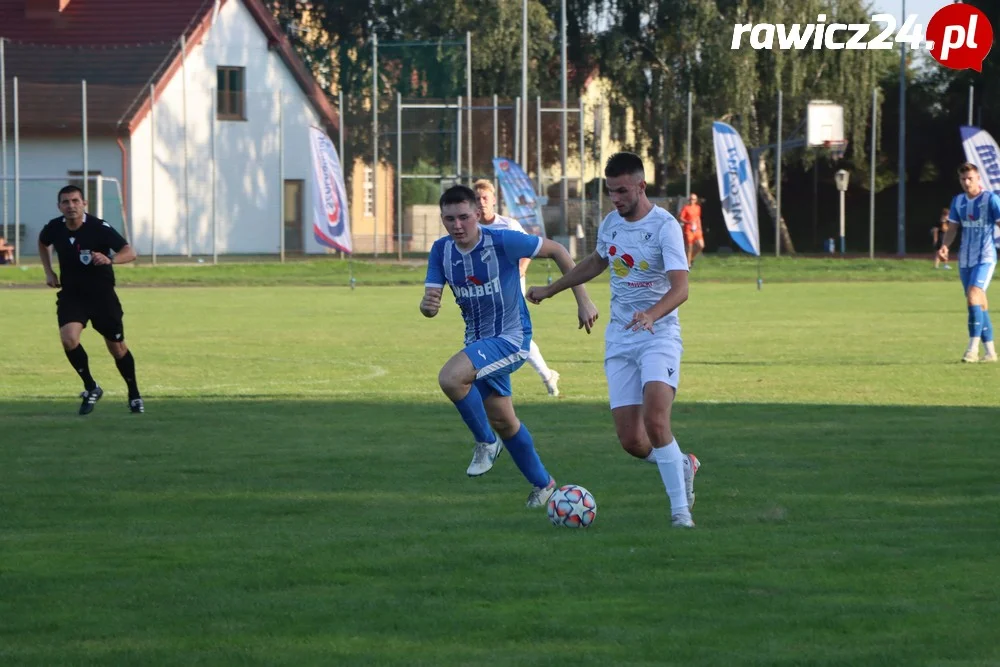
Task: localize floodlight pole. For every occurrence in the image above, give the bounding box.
[150,83,156,266]
[536,95,542,194]
[896,0,906,256]
[521,0,528,176]
[776,89,782,258]
[870,87,877,259]
[968,85,974,126]
[514,97,520,164]
[685,90,692,197]
[466,31,472,184]
[1,37,6,243]
[397,91,403,260]
[82,80,88,206]
[559,0,568,236]
[181,35,192,256]
[279,88,285,263]
[597,101,604,218]
[13,76,19,265]
[372,33,378,258]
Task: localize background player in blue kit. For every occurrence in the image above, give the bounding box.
[420,185,598,507]
[937,163,1000,363]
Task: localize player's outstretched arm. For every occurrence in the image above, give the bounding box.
[937,225,959,261]
[526,247,607,305]
[420,287,443,318]
[625,270,689,334]
[529,240,600,333]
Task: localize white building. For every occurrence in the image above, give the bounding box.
[1,0,340,257]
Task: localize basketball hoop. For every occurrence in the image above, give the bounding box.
[824,140,848,161]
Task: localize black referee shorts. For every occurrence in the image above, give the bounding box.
[56,289,125,341]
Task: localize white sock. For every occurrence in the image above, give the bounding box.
[526,339,553,381]
[967,337,982,355]
[986,341,997,357]
[653,440,688,515]
[643,449,657,464]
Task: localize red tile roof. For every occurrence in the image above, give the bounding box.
[1,0,338,135]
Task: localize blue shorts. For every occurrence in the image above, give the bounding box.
[464,337,530,397]
[960,263,996,293]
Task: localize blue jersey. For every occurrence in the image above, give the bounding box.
[948,191,1000,268]
[425,227,543,347]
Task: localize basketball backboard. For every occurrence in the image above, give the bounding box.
[807,101,844,147]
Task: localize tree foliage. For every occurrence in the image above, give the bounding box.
[268,0,999,251]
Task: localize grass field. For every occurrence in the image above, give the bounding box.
[2,273,999,666]
[0,254,957,288]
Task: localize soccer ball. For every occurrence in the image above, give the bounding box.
[547,484,597,528]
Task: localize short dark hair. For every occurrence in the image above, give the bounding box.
[58,185,85,202]
[958,162,979,175]
[439,184,478,210]
[605,152,645,179]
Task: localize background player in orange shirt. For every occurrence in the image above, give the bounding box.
[679,194,704,268]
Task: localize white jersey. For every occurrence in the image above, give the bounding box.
[483,214,530,294]
[596,205,689,343]
[481,214,526,234]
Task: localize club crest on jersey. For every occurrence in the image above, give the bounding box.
[79,249,92,265]
[643,232,653,242]
[480,248,493,262]
[69,236,75,244]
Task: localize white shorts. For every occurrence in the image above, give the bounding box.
[604,336,683,409]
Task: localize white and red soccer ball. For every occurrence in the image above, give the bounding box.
[547,484,597,528]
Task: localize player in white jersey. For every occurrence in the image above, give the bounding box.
[473,179,562,396]
[526,152,700,528]
[421,185,598,507]
[937,163,1000,363]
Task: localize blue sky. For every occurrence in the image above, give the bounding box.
[875,0,952,25]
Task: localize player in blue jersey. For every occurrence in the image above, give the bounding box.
[420,185,599,507]
[937,163,1000,363]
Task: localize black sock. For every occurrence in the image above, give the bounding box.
[115,350,141,399]
[65,344,97,391]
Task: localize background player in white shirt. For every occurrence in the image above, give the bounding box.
[526,152,700,528]
[473,179,561,397]
[937,163,999,363]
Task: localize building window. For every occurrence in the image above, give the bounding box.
[67,170,102,205]
[363,166,374,218]
[609,103,626,143]
[217,66,246,120]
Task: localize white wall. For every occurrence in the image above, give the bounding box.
[0,137,123,254]
[129,0,325,256]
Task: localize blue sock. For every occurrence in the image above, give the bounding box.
[982,310,994,343]
[502,423,550,488]
[968,305,984,338]
[453,385,496,444]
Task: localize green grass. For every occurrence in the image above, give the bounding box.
[2,280,999,666]
[0,254,957,288]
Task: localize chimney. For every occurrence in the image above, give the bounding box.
[25,0,72,19]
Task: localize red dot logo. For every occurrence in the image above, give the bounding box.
[927,4,993,73]
[609,245,617,256]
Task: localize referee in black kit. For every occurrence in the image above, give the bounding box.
[37,185,144,415]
